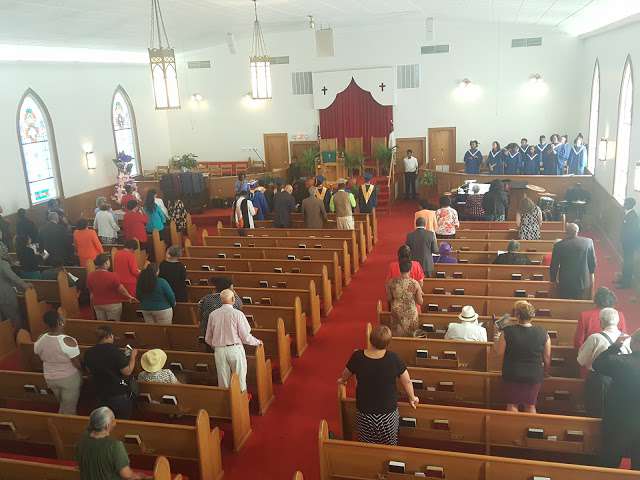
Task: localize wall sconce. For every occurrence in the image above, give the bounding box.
[459,78,472,88]
[85,151,97,170]
[529,73,543,83]
[598,138,609,162]
[191,93,204,102]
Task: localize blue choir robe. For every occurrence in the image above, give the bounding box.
[357,184,377,213]
[556,143,571,174]
[487,150,505,174]
[541,144,558,175]
[568,145,587,175]
[464,149,483,174]
[250,190,270,220]
[316,186,333,212]
[504,152,521,175]
[521,153,540,175]
[519,145,529,158]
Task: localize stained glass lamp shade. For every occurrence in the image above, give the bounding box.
[149,0,180,110]
[250,0,272,99]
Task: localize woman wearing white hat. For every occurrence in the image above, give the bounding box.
[444,306,487,342]
[137,349,179,384]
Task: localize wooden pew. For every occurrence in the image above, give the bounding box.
[422,278,554,298]
[405,366,586,415]
[26,272,79,317]
[421,294,593,320]
[252,216,371,256]
[377,304,577,347]
[0,367,251,452]
[182,254,343,299]
[186,283,322,336]
[0,408,223,480]
[286,210,377,245]
[454,229,564,240]
[446,239,557,252]
[186,266,333,315]
[458,220,565,231]
[17,327,275,416]
[194,238,352,284]
[170,301,308,357]
[433,263,550,281]
[216,225,361,274]
[372,326,579,378]
[456,251,547,264]
[338,386,599,462]
[0,455,179,480]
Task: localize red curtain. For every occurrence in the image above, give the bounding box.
[319,78,393,159]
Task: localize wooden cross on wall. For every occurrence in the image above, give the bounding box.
[379,82,386,92]
[321,86,328,95]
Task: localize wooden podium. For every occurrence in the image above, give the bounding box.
[317,138,346,183]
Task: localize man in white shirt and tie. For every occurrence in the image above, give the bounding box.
[205,289,262,391]
[403,149,419,200]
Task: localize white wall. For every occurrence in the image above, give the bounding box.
[0,62,170,214]
[168,19,582,163]
[579,21,640,204]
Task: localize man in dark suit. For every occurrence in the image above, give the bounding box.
[550,223,596,299]
[593,330,640,469]
[616,197,640,289]
[273,184,297,228]
[301,187,328,229]
[405,217,438,277]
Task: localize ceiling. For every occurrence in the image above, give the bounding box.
[0,0,634,52]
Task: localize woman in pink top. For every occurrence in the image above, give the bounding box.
[33,310,82,414]
[435,196,459,238]
[112,239,141,296]
[386,245,424,285]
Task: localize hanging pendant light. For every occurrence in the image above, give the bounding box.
[249,0,272,100]
[149,0,180,109]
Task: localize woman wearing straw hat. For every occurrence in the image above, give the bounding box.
[444,305,487,342]
[137,349,179,384]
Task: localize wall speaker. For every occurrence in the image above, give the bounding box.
[226,32,237,54]
[315,28,334,57]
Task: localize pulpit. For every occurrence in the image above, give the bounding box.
[317,138,346,182]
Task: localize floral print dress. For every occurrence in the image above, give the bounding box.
[385,277,421,337]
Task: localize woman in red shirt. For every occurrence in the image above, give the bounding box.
[122,200,148,250]
[574,286,627,348]
[113,239,141,296]
[386,245,424,285]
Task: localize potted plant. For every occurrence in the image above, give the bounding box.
[374,144,394,175]
[170,153,199,171]
[297,147,319,176]
[418,168,437,200]
[343,151,364,176]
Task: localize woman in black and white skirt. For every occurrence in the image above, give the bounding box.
[338,324,419,445]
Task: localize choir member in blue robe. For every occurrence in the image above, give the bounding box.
[487,141,505,175]
[357,173,378,213]
[540,135,557,175]
[249,180,270,220]
[315,175,333,212]
[522,145,540,175]
[463,140,483,174]
[519,138,529,157]
[536,135,550,158]
[504,143,522,175]
[556,134,571,174]
[568,136,588,175]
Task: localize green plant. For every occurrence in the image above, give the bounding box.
[374,144,393,171]
[297,147,319,175]
[343,151,364,175]
[419,169,436,187]
[170,153,199,170]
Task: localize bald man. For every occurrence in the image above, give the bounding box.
[550,223,596,299]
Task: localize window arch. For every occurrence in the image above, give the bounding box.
[111,86,141,176]
[17,89,62,206]
[587,60,600,174]
[613,56,633,204]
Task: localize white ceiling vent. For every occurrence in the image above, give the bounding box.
[511,37,543,48]
[187,60,211,69]
[271,56,290,65]
[421,44,450,55]
[292,72,313,95]
[397,64,420,89]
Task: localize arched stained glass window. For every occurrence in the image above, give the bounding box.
[587,61,600,174]
[112,86,141,176]
[613,56,633,203]
[17,89,62,205]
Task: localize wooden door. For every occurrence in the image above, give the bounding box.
[396,137,426,197]
[289,140,318,164]
[264,133,290,172]
[428,127,456,171]
[344,137,363,155]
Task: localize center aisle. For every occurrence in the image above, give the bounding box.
[223,202,417,480]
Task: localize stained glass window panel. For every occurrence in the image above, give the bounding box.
[17,91,60,205]
[112,87,141,176]
[614,60,633,203]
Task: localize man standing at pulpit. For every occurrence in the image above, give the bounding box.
[315,175,333,212]
[330,179,356,230]
[357,173,377,213]
[403,149,419,200]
